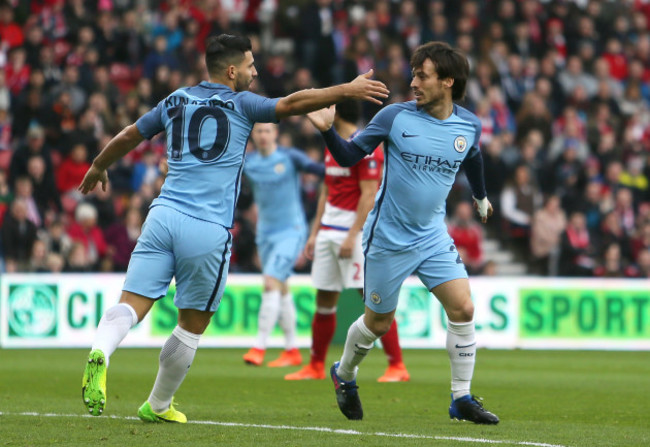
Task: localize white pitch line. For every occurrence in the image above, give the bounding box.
[0,411,569,447]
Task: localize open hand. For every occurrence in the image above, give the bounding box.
[78,165,108,194]
[307,106,336,132]
[348,70,389,105]
[304,234,317,260]
[339,235,354,259]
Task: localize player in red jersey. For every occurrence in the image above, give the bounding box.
[285,100,409,382]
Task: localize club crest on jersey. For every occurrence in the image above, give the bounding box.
[370,291,381,304]
[274,163,285,174]
[454,135,468,153]
[368,160,377,169]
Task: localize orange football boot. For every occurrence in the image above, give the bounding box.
[268,348,303,367]
[243,348,265,366]
[284,361,325,380]
[377,362,410,382]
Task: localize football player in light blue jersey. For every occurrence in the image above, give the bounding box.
[241,123,324,368]
[78,34,389,423]
[307,42,499,424]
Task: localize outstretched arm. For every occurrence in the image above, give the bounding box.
[78,124,144,193]
[275,70,388,119]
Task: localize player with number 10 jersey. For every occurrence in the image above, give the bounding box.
[78,34,390,423]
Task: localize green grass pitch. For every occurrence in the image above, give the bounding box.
[0,348,648,446]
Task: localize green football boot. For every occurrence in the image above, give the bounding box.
[137,400,187,423]
[82,349,107,416]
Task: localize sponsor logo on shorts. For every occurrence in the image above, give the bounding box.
[370,291,381,304]
[454,135,468,153]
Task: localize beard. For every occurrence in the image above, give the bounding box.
[234,74,253,92]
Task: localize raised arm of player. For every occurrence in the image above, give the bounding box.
[275,70,388,119]
[339,179,377,259]
[78,124,144,194]
[304,184,328,261]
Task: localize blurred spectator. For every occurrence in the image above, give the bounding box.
[298,0,337,87]
[27,155,62,220]
[5,47,31,96]
[631,221,650,262]
[29,239,49,272]
[1,199,38,271]
[153,12,184,52]
[613,188,636,236]
[56,143,90,195]
[0,3,24,50]
[46,252,65,273]
[636,249,650,278]
[85,183,117,230]
[581,180,605,232]
[143,35,179,79]
[482,136,508,232]
[48,65,87,114]
[65,241,90,272]
[104,207,142,272]
[548,116,590,163]
[258,52,291,98]
[593,242,637,278]
[558,211,596,277]
[131,151,160,192]
[39,219,72,259]
[13,176,41,227]
[0,72,10,113]
[67,203,107,269]
[500,164,542,258]
[515,92,552,146]
[0,107,12,152]
[530,194,566,276]
[448,201,484,274]
[597,210,633,263]
[558,56,598,99]
[0,169,10,222]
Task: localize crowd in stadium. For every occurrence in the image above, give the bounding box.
[0,0,649,278]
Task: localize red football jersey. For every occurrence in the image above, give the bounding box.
[320,145,384,229]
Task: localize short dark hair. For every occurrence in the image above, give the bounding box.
[335,99,361,124]
[205,34,252,76]
[411,41,469,101]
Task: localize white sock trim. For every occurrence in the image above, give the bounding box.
[316,306,337,315]
[119,303,139,327]
[355,316,376,340]
[172,326,200,349]
[448,320,474,336]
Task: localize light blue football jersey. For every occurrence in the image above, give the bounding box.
[135,81,279,228]
[244,147,324,236]
[351,101,482,250]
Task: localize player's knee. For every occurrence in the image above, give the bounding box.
[316,290,339,308]
[446,299,474,323]
[365,317,392,337]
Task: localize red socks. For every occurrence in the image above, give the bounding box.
[310,311,336,364]
[380,319,403,366]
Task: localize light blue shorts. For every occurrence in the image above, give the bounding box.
[363,243,468,314]
[123,205,232,312]
[258,227,306,281]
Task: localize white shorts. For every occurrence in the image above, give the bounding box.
[311,229,364,292]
